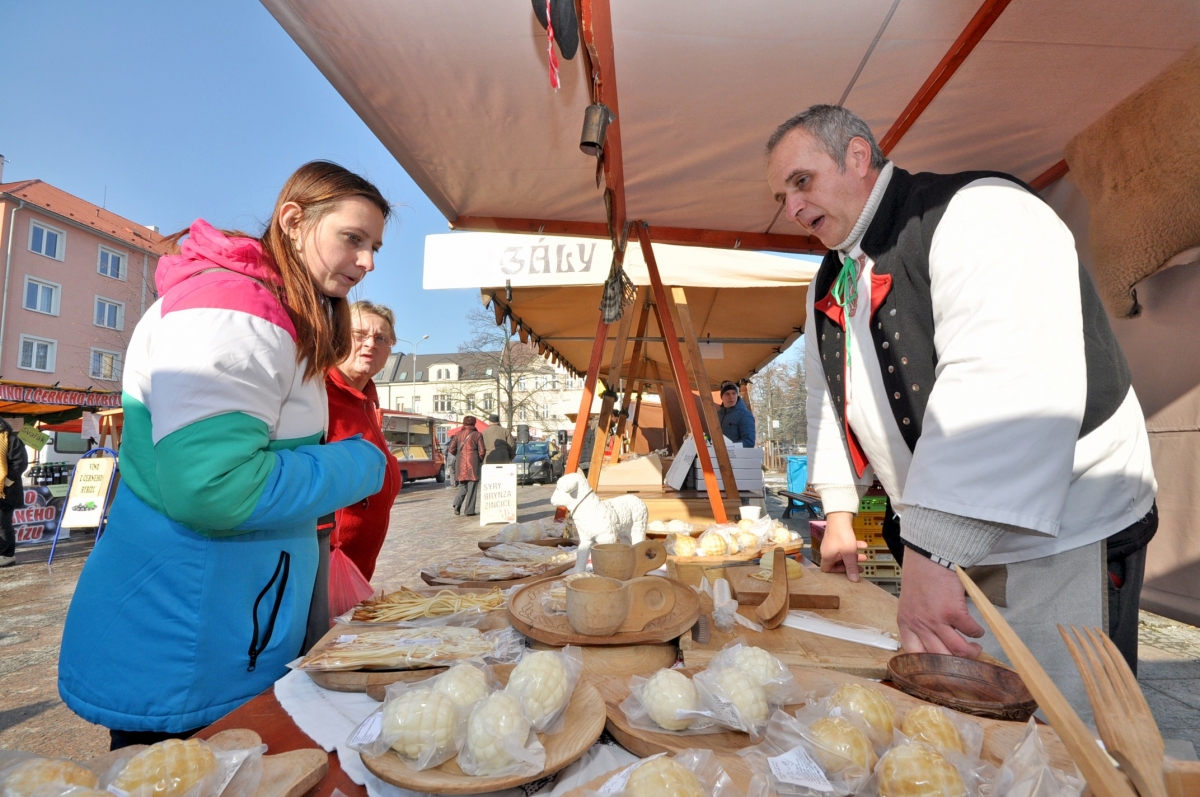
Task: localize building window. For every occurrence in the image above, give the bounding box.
[94,297,125,330]
[18,335,56,372]
[98,246,126,279]
[90,348,123,381]
[398,371,408,380]
[541,406,550,419]
[466,394,475,410]
[483,394,493,411]
[434,394,453,413]
[517,377,526,391]
[23,277,60,316]
[412,396,420,412]
[29,222,64,260]
[519,407,527,421]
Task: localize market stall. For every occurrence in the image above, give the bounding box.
[66,2,1197,796]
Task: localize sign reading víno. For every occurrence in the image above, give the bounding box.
[60,457,116,529]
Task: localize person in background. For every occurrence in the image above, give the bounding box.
[482,413,514,464]
[717,382,756,447]
[0,417,28,568]
[444,427,459,487]
[325,300,403,582]
[58,161,389,748]
[449,416,486,516]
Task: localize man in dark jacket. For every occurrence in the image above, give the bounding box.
[482,414,514,464]
[0,418,29,567]
[716,382,756,448]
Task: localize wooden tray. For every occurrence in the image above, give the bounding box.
[304,621,507,693]
[85,729,328,797]
[725,564,840,609]
[679,558,900,679]
[507,576,700,646]
[421,557,574,588]
[888,652,1038,721]
[361,681,606,794]
[478,537,579,551]
[589,664,1078,794]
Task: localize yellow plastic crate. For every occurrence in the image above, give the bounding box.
[860,561,902,579]
[853,512,885,531]
[864,546,896,562]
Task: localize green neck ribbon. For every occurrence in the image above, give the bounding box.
[830,255,859,367]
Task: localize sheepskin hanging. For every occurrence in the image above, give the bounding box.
[1065,45,1200,317]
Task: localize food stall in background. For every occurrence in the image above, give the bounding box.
[379,410,446,484]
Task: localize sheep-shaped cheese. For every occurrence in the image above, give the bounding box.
[550,472,649,573]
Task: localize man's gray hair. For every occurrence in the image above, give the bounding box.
[766,105,887,171]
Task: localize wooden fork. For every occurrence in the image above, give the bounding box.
[1059,625,1168,797]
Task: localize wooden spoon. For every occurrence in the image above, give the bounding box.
[755,547,790,629]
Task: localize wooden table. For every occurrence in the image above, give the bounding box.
[196,688,365,797]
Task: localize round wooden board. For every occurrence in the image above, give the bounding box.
[507,576,700,646]
[360,682,606,795]
[478,537,579,551]
[529,640,679,678]
[421,559,574,588]
[645,526,703,539]
[588,664,1079,784]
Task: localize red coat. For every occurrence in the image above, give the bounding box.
[325,368,402,580]
[448,427,485,482]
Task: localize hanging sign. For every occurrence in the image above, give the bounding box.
[17,425,50,451]
[60,457,117,529]
[479,464,518,526]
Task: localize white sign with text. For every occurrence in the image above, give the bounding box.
[479,464,518,526]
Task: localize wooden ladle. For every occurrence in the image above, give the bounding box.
[755,547,790,629]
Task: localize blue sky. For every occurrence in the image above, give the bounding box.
[1,0,813,364]
[0,0,476,354]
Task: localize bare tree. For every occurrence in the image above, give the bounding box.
[448,307,560,429]
[751,340,807,450]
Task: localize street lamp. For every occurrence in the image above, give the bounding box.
[396,335,429,413]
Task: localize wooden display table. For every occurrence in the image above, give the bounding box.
[679,558,901,679]
[596,488,759,525]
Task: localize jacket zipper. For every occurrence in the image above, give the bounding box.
[247,550,291,672]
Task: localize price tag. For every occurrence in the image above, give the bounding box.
[768,746,834,792]
[599,754,665,794]
[349,711,384,746]
[706,693,749,732]
[336,635,358,644]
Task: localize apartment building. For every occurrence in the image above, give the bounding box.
[0,175,169,389]
[374,350,586,438]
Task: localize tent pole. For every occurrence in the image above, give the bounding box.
[609,295,651,464]
[669,286,740,501]
[635,223,727,523]
[587,286,642,488]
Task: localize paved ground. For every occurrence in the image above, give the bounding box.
[1,477,1198,762]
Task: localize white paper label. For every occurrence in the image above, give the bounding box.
[706,693,749,732]
[396,637,440,646]
[214,751,250,797]
[107,788,130,797]
[768,746,834,792]
[599,754,666,794]
[336,635,358,644]
[349,711,383,746]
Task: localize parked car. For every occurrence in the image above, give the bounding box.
[514,440,564,485]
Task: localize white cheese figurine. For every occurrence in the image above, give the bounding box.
[877,744,967,797]
[641,668,700,731]
[505,650,570,728]
[432,664,489,709]
[730,646,786,689]
[625,757,706,797]
[808,715,878,773]
[715,667,768,728]
[829,682,896,749]
[463,692,532,774]
[381,688,459,761]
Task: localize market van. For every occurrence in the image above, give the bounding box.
[380,410,445,484]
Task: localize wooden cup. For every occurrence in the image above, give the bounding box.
[566,575,677,636]
[591,540,667,580]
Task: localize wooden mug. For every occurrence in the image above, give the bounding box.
[566,575,677,636]
[591,540,667,580]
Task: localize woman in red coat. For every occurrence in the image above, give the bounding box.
[326,300,403,579]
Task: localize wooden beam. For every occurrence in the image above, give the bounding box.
[1029,159,1069,192]
[637,223,728,523]
[609,297,651,464]
[878,0,1014,154]
[564,315,608,476]
[451,216,826,254]
[671,286,740,500]
[587,287,642,487]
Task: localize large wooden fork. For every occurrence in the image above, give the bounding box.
[1059,625,1168,797]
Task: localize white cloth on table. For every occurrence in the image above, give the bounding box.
[273,669,636,797]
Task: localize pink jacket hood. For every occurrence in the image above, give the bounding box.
[156,219,283,296]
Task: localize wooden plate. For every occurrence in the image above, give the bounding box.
[887,652,1039,721]
[589,663,1077,794]
[478,537,579,551]
[360,681,607,794]
[645,525,703,538]
[507,576,700,646]
[421,558,574,588]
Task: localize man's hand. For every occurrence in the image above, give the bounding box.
[897,551,986,658]
[819,512,867,582]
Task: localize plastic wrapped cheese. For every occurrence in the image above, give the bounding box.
[667,534,697,557]
[770,522,794,545]
[460,692,543,777]
[648,520,668,532]
[111,739,219,797]
[733,530,760,554]
[731,646,786,689]
[901,706,966,756]
[809,716,878,773]
[877,744,967,797]
[641,669,700,731]
[504,647,581,732]
[829,683,896,749]
[2,759,98,797]
[714,668,768,729]
[381,688,460,767]
[667,519,694,533]
[625,757,707,797]
[697,528,731,557]
[432,663,490,709]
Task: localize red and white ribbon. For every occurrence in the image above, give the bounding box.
[546,0,560,90]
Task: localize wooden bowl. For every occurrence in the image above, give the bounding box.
[887,653,1038,721]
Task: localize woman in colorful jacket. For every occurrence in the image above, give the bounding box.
[59,161,390,748]
[325,300,403,581]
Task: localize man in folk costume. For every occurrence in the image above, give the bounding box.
[766,105,1157,722]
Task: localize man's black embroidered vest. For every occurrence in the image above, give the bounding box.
[812,168,1131,470]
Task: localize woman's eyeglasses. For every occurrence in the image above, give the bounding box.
[351,330,395,347]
